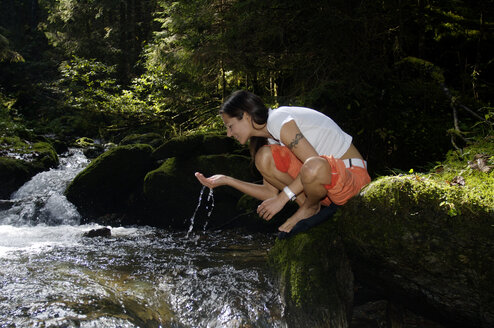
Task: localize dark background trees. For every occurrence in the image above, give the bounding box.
[1,0,493,174]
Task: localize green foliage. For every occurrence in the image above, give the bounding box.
[57,56,118,101]
[139,0,492,174]
[0,92,21,137]
[0,33,24,62]
[433,136,494,212]
[0,0,492,175]
[371,57,452,171]
[51,55,222,139]
[40,0,157,84]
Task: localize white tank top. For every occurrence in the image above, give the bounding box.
[266,106,352,158]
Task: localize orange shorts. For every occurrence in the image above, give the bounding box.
[269,144,371,206]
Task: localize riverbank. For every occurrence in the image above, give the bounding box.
[0,148,286,327]
[269,135,493,327]
[1,125,492,327]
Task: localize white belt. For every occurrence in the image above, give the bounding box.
[343,158,367,169]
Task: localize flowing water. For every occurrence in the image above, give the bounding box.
[0,149,286,327]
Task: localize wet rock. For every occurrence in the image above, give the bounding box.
[65,144,156,223]
[0,140,59,198]
[142,153,261,229]
[120,133,164,149]
[338,174,494,327]
[0,199,16,210]
[350,299,446,328]
[64,133,262,230]
[268,220,354,328]
[152,134,247,160]
[232,194,296,232]
[74,137,105,159]
[50,139,69,154]
[351,300,387,328]
[0,157,33,198]
[83,227,111,238]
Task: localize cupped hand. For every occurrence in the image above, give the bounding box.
[194,172,227,189]
[257,194,287,221]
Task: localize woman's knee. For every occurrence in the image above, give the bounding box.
[300,157,330,184]
[254,146,275,174]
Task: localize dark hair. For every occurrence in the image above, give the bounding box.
[220,90,268,157]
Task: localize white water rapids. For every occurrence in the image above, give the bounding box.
[0,149,286,327]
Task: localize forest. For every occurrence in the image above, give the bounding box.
[1,1,494,327]
[1,0,493,174]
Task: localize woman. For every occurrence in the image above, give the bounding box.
[195,90,370,233]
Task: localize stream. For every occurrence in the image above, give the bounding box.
[0,149,286,327]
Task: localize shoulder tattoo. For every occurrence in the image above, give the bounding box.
[288,133,304,150]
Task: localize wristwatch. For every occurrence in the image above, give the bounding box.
[283,186,296,201]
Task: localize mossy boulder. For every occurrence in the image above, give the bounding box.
[0,136,58,169]
[0,137,59,198]
[74,137,105,159]
[142,154,261,229]
[0,157,33,198]
[336,138,494,327]
[152,134,247,160]
[268,220,354,328]
[65,144,156,222]
[28,141,59,170]
[120,133,164,149]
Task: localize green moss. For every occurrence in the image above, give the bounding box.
[0,133,59,197]
[146,153,247,192]
[364,136,493,217]
[70,144,153,185]
[0,157,33,198]
[268,220,354,327]
[429,136,494,213]
[335,138,494,323]
[152,133,246,160]
[142,153,262,229]
[65,144,155,219]
[269,220,351,309]
[75,137,96,148]
[0,140,57,197]
[0,135,32,154]
[32,141,59,168]
[120,133,164,149]
[268,138,493,325]
[0,135,58,169]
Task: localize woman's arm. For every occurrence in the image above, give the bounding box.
[256,120,321,220]
[194,172,278,201]
[280,120,319,162]
[275,119,319,198]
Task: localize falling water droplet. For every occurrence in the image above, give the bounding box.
[187,186,206,237]
[203,188,214,230]
[187,186,215,237]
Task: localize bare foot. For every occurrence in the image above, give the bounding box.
[278,204,320,233]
